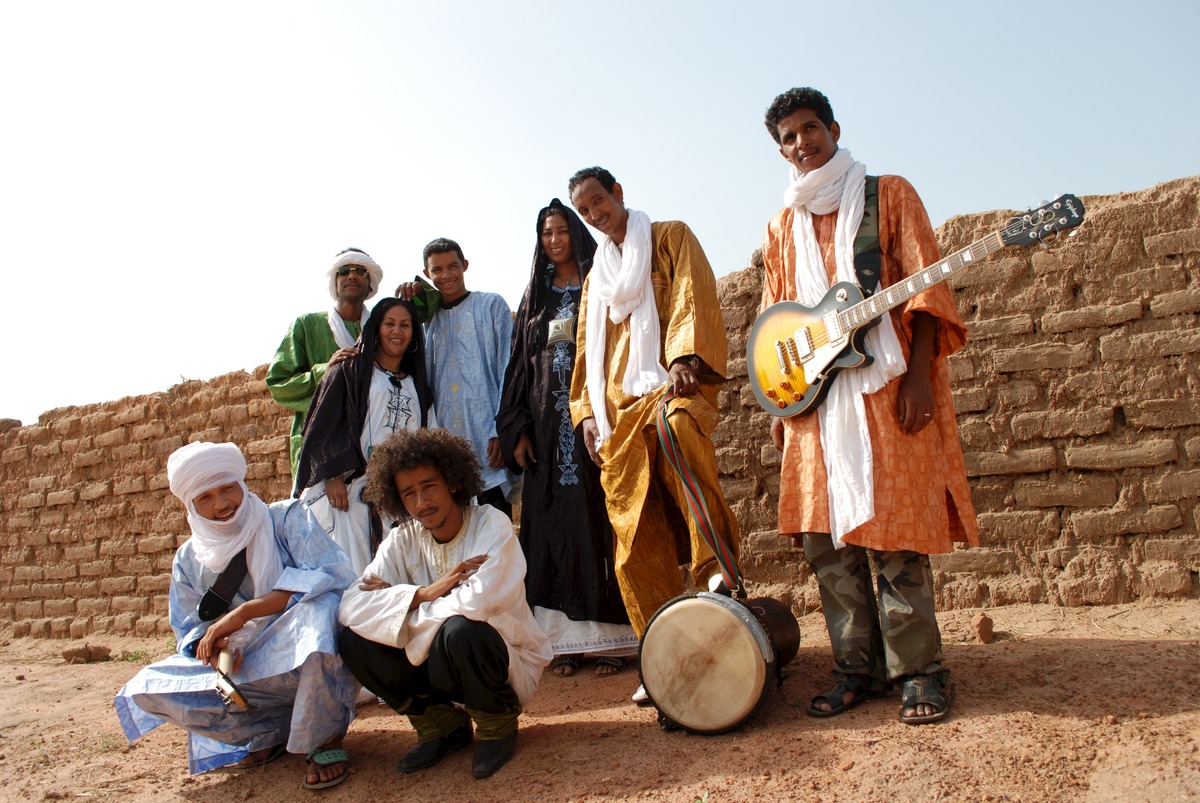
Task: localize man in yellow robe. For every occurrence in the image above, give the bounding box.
[567,167,739,662]
[759,88,978,725]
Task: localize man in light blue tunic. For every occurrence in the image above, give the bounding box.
[403,238,517,515]
[113,442,359,789]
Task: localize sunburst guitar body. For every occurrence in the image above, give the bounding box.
[748,194,1086,417]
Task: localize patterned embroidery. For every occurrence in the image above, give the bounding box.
[551,287,579,487]
[383,381,414,433]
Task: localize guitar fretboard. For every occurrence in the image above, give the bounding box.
[838,232,1006,330]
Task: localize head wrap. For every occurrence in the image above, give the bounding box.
[167,441,282,596]
[327,249,384,302]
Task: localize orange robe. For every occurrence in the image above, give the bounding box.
[570,221,738,635]
[760,175,979,554]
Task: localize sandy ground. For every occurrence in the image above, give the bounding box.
[1,600,1198,803]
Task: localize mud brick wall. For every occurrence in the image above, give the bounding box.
[1,176,1198,640]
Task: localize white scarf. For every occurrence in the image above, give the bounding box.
[327,305,368,350]
[167,442,283,597]
[784,148,907,546]
[585,209,668,445]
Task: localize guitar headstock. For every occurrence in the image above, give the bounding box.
[1000,194,1086,247]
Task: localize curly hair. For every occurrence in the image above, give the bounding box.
[764,87,835,144]
[567,166,617,196]
[363,428,483,519]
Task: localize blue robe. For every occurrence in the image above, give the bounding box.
[113,500,359,774]
[425,291,516,496]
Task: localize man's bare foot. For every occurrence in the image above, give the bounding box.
[304,738,350,790]
[233,746,279,768]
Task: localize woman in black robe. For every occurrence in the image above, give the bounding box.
[497,199,636,677]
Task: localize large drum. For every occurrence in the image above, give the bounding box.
[639,592,801,734]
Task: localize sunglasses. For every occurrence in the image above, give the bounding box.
[336,266,370,278]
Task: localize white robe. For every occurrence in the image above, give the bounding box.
[338,504,551,706]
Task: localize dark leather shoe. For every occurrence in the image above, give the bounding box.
[471,732,516,779]
[396,723,472,773]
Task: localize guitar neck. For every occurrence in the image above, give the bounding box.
[839,231,1006,331]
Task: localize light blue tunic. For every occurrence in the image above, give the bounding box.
[425,291,517,496]
[113,500,359,774]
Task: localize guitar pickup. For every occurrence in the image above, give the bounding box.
[822,311,843,343]
[791,327,814,361]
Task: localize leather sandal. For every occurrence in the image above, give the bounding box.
[806,674,887,718]
[899,674,955,725]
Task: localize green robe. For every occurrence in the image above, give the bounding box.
[266,311,362,476]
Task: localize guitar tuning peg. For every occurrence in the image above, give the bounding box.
[1030,198,1048,210]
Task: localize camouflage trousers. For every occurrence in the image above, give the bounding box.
[802,533,946,686]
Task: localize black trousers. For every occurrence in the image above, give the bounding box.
[475,486,512,519]
[338,616,518,716]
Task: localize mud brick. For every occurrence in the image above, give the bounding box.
[116,556,153,574]
[79,559,114,577]
[1071,505,1182,540]
[1041,301,1142,333]
[952,388,990,413]
[31,582,65,599]
[72,449,105,468]
[1099,329,1200,361]
[51,417,80,437]
[31,442,62,458]
[49,618,72,638]
[147,435,184,455]
[135,616,164,637]
[1125,399,1200,429]
[18,425,51,443]
[70,619,92,639]
[114,405,148,426]
[245,461,274,480]
[136,534,177,554]
[948,255,1026,288]
[27,475,58,492]
[14,601,44,619]
[1144,470,1200,503]
[212,404,250,426]
[1144,538,1200,565]
[764,474,781,498]
[38,509,66,526]
[1065,439,1177,470]
[11,622,32,637]
[1150,287,1200,318]
[13,565,44,582]
[154,552,177,572]
[148,472,170,491]
[112,443,142,461]
[137,574,171,593]
[100,538,136,557]
[994,380,1041,409]
[1145,228,1200,258]
[81,411,113,431]
[969,314,1035,341]
[61,436,92,453]
[132,420,168,441]
[248,398,276,417]
[44,563,78,581]
[18,492,45,509]
[188,427,224,444]
[718,477,758,501]
[993,342,1093,372]
[46,489,78,506]
[44,598,76,617]
[65,580,99,597]
[976,511,1060,547]
[2,445,29,464]
[247,435,287,455]
[114,476,147,495]
[964,447,1056,477]
[1186,437,1200,462]
[110,595,148,614]
[760,444,782,469]
[932,550,1017,575]
[78,598,111,617]
[113,613,137,632]
[78,481,112,501]
[152,594,170,614]
[92,503,126,520]
[1014,474,1118,508]
[275,458,292,475]
[1113,264,1186,298]
[99,576,136,595]
[94,428,128,449]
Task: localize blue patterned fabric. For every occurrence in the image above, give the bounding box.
[113,500,359,774]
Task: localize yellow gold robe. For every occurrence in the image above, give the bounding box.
[570,221,738,635]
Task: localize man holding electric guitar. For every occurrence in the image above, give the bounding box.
[757,87,980,725]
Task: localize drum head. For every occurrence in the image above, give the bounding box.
[640,593,769,734]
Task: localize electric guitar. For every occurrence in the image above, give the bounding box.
[747,194,1085,417]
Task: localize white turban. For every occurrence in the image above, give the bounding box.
[327,250,384,302]
[167,442,282,598]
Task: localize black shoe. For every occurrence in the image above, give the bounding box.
[396,723,473,773]
[471,732,516,779]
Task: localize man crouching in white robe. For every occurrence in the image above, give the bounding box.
[337,427,551,780]
[113,441,358,789]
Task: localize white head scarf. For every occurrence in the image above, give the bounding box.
[167,442,282,597]
[325,250,382,348]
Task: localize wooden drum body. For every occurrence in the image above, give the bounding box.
[639,592,800,734]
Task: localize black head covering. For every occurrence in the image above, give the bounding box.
[295,297,433,496]
[526,198,597,351]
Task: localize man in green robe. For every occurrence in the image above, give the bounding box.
[267,248,384,477]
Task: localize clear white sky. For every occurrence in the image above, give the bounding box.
[2,0,1197,425]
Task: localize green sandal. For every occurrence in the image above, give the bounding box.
[304,747,350,790]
